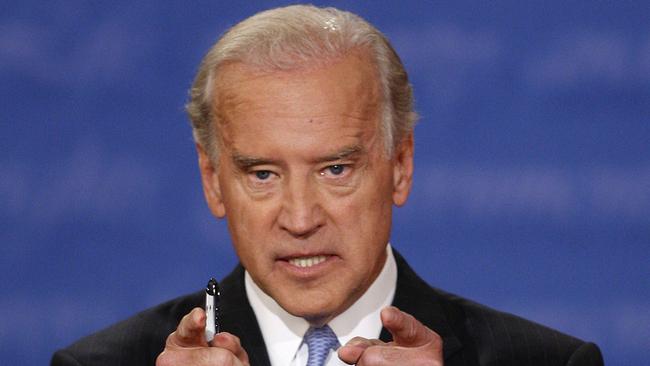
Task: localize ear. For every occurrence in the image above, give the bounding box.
[197,144,226,218]
[392,133,414,207]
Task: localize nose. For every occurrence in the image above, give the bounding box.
[277,176,325,238]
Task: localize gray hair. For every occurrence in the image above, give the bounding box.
[186,4,417,160]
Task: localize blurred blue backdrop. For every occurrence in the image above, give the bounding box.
[1,1,648,365]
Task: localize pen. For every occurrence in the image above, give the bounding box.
[204,277,220,342]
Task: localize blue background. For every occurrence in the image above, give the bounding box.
[1,1,648,365]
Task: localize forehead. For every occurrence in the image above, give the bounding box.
[212,52,382,142]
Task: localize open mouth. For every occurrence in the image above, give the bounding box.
[287,255,328,268]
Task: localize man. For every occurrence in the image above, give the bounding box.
[52,5,603,366]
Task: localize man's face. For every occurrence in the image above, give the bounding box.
[198,52,413,325]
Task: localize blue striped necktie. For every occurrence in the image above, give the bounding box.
[304,325,340,366]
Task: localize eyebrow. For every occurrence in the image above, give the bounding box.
[317,145,364,163]
[231,154,277,170]
[230,145,365,170]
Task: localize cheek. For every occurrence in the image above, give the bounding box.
[341,175,394,219]
[352,179,394,242]
[223,195,274,266]
[222,179,273,231]
[327,186,393,244]
[228,205,270,250]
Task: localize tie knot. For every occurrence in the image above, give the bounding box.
[304,325,340,366]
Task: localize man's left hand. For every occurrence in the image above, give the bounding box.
[337,306,443,365]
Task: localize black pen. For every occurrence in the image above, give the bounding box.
[204,278,220,342]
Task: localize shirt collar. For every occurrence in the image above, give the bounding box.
[245,244,397,366]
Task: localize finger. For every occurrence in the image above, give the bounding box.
[167,307,208,348]
[156,346,246,366]
[347,336,384,347]
[351,343,444,366]
[210,332,250,364]
[381,306,438,347]
[338,337,383,364]
[352,344,407,365]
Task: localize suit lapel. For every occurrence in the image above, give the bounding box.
[380,250,463,361]
[220,265,272,366]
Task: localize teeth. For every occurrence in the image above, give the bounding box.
[288,255,327,268]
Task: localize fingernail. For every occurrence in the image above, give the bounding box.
[383,307,396,322]
[347,339,363,346]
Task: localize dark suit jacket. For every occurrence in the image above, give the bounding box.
[52,251,603,365]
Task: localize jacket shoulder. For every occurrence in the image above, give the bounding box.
[444,291,603,365]
[392,250,603,365]
[51,291,203,366]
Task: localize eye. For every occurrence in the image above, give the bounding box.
[327,165,345,175]
[254,170,272,180]
[246,168,278,190]
[320,164,349,178]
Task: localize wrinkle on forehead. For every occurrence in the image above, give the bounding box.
[226,122,373,159]
[214,51,382,128]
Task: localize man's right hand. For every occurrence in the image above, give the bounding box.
[156,307,250,366]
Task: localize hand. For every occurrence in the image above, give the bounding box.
[338,306,443,365]
[156,307,250,366]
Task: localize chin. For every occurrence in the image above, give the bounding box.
[293,308,335,327]
[281,299,338,325]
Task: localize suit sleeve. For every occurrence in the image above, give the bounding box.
[566,342,604,366]
[51,350,84,366]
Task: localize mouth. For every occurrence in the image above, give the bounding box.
[287,255,328,268]
[277,252,340,276]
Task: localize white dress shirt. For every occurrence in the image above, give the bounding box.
[245,244,397,366]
